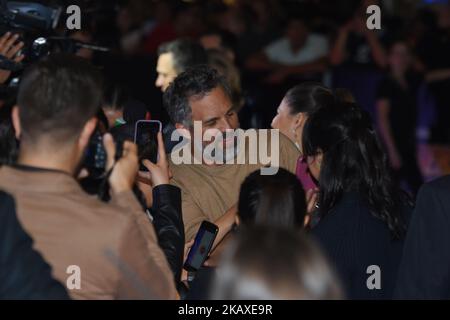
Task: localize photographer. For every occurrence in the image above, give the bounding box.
[0,191,69,299]
[0,54,177,299]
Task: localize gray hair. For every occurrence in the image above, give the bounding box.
[163,65,233,128]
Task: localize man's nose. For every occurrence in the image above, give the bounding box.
[270,118,276,129]
[155,75,163,87]
[219,118,232,132]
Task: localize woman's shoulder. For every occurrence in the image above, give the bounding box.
[315,192,381,231]
[311,193,367,234]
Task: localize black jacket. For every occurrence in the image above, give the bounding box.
[0,191,69,299]
[311,192,411,299]
[395,176,450,299]
[151,184,184,286]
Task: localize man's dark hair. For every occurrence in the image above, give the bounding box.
[163,65,232,127]
[157,39,208,74]
[17,54,103,145]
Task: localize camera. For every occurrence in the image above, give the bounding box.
[0,0,62,69]
[0,0,62,32]
[0,0,109,75]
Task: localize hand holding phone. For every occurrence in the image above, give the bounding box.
[103,133,139,195]
[134,120,171,188]
[134,120,161,171]
[139,132,170,187]
[184,221,219,273]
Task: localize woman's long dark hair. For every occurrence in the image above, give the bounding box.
[302,102,410,239]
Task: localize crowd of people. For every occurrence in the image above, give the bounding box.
[1,0,450,300]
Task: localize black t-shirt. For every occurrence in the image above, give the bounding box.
[376,72,422,152]
[343,32,385,69]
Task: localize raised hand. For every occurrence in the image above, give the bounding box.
[0,32,25,84]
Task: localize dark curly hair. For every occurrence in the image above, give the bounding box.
[302,102,411,239]
[163,65,232,128]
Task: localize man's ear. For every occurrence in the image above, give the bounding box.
[175,123,186,130]
[78,117,97,151]
[11,106,21,140]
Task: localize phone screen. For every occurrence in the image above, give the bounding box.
[134,120,161,170]
[184,221,219,272]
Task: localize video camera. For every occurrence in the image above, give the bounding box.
[0,0,62,31]
[0,0,109,74]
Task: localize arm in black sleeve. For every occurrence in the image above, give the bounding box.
[0,191,69,299]
[395,178,450,299]
[150,184,185,286]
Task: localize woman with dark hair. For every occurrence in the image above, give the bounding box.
[272,83,333,150]
[271,83,355,193]
[237,167,307,228]
[102,82,150,129]
[302,102,412,299]
[102,83,128,129]
[271,82,334,193]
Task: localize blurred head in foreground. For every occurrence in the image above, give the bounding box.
[211,226,343,300]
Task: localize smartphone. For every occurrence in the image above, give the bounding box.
[134,120,162,171]
[83,127,123,177]
[184,221,219,272]
[84,129,107,172]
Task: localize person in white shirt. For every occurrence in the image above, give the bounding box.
[246,16,329,84]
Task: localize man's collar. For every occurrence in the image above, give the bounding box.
[12,164,72,176]
[0,165,82,195]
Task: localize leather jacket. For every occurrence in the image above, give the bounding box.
[150,184,185,286]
